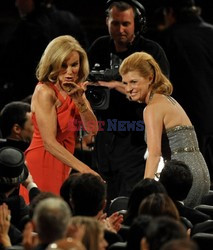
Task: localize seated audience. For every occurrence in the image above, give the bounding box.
[60,173,83,214]
[69,216,108,250]
[141,216,188,250]
[0,101,33,151]
[123,178,167,226]
[159,160,210,225]
[60,173,123,246]
[138,193,180,221]
[23,197,72,250]
[61,173,123,231]
[28,191,59,220]
[126,215,152,250]
[160,238,199,250]
[0,147,29,232]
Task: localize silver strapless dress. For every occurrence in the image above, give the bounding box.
[162,125,210,208]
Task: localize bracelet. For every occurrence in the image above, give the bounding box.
[77,102,88,113]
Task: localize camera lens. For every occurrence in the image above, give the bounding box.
[88,88,105,105]
[86,86,110,110]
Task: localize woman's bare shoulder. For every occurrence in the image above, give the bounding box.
[33,83,56,100]
[31,83,57,111]
[144,96,166,124]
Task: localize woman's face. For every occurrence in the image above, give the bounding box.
[58,51,80,86]
[122,70,152,103]
[98,231,108,250]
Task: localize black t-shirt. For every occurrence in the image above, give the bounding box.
[87,34,169,178]
[88,35,169,123]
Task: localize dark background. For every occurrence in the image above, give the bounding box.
[0,0,107,47]
[1,0,213,48]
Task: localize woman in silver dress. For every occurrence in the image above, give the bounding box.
[119,51,210,207]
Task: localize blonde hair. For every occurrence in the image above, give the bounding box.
[119,52,173,95]
[36,35,89,83]
[69,216,104,250]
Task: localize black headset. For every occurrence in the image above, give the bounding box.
[106,0,146,34]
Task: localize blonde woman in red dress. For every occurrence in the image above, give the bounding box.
[21,35,100,200]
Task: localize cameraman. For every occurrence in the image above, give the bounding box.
[88,0,169,210]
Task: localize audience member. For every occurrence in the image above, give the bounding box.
[30,197,72,250]
[60,173,123,246]
[20,35,100,202]
[87,0,169,207]
[0,147,38,246]
[60,173,81,213]
[159,160,210,225]
[68,173,106,217]
[0,0,88,105]
[69,216,108,250]
[126,215,152,250]
[124,178,166,226]
[138,193,180,221]
[18,192,59,250]
[63,173,123,230]
[141,216,188,250]
[0,101,33,151]
[160,238,199,250]
[28,192,59,220]
[119,51,210,208]
[0,147,29,232]
[151,0,213,180]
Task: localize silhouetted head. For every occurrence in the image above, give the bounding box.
[159,160,193,201]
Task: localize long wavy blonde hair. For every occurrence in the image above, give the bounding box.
[36,35,89,84]
[119,52,173,96]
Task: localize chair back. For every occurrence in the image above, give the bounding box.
[108,242,127,250]
[118,225,130,242]
[191,219,213,235]
[108,196,129,216]
[192,232,213,250]
[194,204,213,219]
[180,216,193,230]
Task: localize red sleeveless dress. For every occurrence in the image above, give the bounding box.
[21,83,80,201]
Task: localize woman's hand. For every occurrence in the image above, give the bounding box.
[62,82,89,113]
[98,212,123,233]
[0,203,11,247]
[22,222,39,250]
[61,82,84,101]
[107,212,123,232]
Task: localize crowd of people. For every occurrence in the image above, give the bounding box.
[0,148,209,250]
[0,0,213,249]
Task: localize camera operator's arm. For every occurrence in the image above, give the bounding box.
[97,80,126,94]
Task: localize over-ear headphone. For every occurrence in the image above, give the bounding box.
[106,0,146,34]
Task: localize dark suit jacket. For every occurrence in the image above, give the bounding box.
[175,200,210,225]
